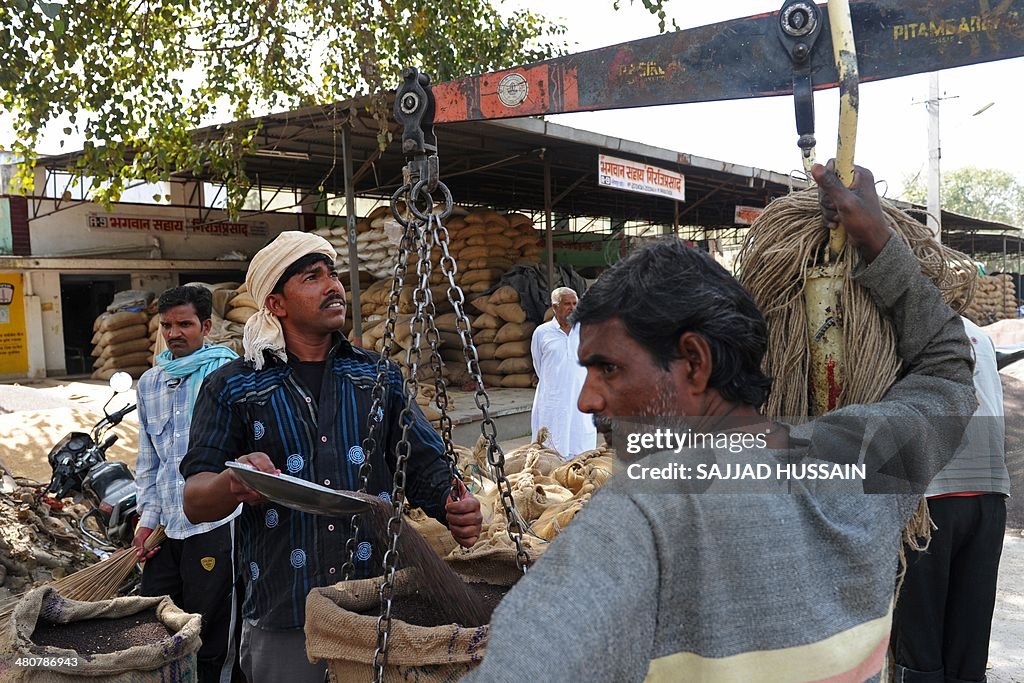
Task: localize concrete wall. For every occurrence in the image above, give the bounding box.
[28,199,301,260]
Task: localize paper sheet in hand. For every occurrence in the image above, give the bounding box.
[226,461,375,516]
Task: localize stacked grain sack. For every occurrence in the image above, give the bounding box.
[469,286,536,388]
[90,293,154,380]
[198,281,245,357]
[503,212,544,263]
[964,273,1018,325]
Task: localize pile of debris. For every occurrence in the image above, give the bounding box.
[0,465,104,608]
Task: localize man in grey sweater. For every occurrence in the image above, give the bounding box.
[461,162,976,682]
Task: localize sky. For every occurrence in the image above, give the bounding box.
[517,0,1024,200]
[2,0,1021,202]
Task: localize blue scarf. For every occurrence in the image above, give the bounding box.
[156,344,238,418]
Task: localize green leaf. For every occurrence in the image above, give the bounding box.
[39,2,59,18]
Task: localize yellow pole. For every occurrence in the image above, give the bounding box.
[805,0,858,415]
[827,0,858,255]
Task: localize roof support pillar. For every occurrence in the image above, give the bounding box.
[544,154,554,295]
[342,122,363,340]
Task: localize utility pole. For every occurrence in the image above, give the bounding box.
[927,72,942,242]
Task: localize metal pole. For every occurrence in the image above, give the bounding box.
[927,72,942,241]
[342,123,363,340]
[544,155,555,294]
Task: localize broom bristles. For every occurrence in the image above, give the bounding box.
[0,526,166,626]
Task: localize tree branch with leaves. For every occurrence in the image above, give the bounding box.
[0,0,567,215]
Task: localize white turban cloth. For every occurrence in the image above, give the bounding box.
[242,231,337,369]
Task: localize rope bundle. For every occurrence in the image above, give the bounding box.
[736,188,977,582]
[737,189,975,417]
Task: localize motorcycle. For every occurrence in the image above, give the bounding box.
[45,371,140,550]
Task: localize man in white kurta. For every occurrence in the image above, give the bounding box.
[530,287,596,459]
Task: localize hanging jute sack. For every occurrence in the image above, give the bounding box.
[3,588,201,682]
[305,548,529,683]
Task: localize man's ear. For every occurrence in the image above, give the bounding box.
[676,332,712,393]
[265,292,287,318]
[201,318,213,336]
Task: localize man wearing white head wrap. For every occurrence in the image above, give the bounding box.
[180,232,483,683]
[242,231,337,369]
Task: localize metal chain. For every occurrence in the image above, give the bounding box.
[422,213,467,492]
[370,178,530,679]
[340,195,416,582]
[372,190,433,679]
[432,195,531,573]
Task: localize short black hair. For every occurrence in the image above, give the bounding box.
[271,253,334,294]
[573,238,772,408]
[157,285,213,322]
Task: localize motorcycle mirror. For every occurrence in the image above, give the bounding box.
[109,372,133,394]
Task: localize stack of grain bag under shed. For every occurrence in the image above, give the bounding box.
[91,311,153,380]
[964,273,1018,325]
[470,286,536,388]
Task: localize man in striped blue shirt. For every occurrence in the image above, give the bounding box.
[181,232,483,683]
[134,285,240,683]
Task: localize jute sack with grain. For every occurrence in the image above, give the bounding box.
[494,340,530,360]
[500,373,534,388]
[478,359,502,375]
[489,286,519,305]
[482,373,502,387]
[98,311,148,333]
[101,351,153,370]
[476,343,498,361]
[99,337,152,361]
[474,313,501,330]
[492,304,526,324]
[5,588,201,682]
[96,325,149,348]
[305,550,528,683]
[231,291,259,309]
[498,357,533,375]
[226,306,258,324]
[434,312,460,333]
[473,328,498,344]
[494,321,535,344]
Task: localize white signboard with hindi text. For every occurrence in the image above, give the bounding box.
[87,214,268,238]
[598,154,685,202]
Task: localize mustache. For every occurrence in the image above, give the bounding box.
[321,294,345,309]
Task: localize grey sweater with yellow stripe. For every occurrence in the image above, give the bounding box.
[462,235,975,682]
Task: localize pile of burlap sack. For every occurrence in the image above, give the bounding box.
[312,206,399,281]
[964,273,1018,325]
[442,209,542,295]
[468,285,536,388]
[90,291,156,380]
[98,282,247,376]
[405,429,615,560]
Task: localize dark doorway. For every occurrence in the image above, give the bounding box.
[60,274,131,375]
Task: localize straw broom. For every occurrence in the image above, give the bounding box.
[0,525,166,627]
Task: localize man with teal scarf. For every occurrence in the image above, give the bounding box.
[134,285,240,683]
